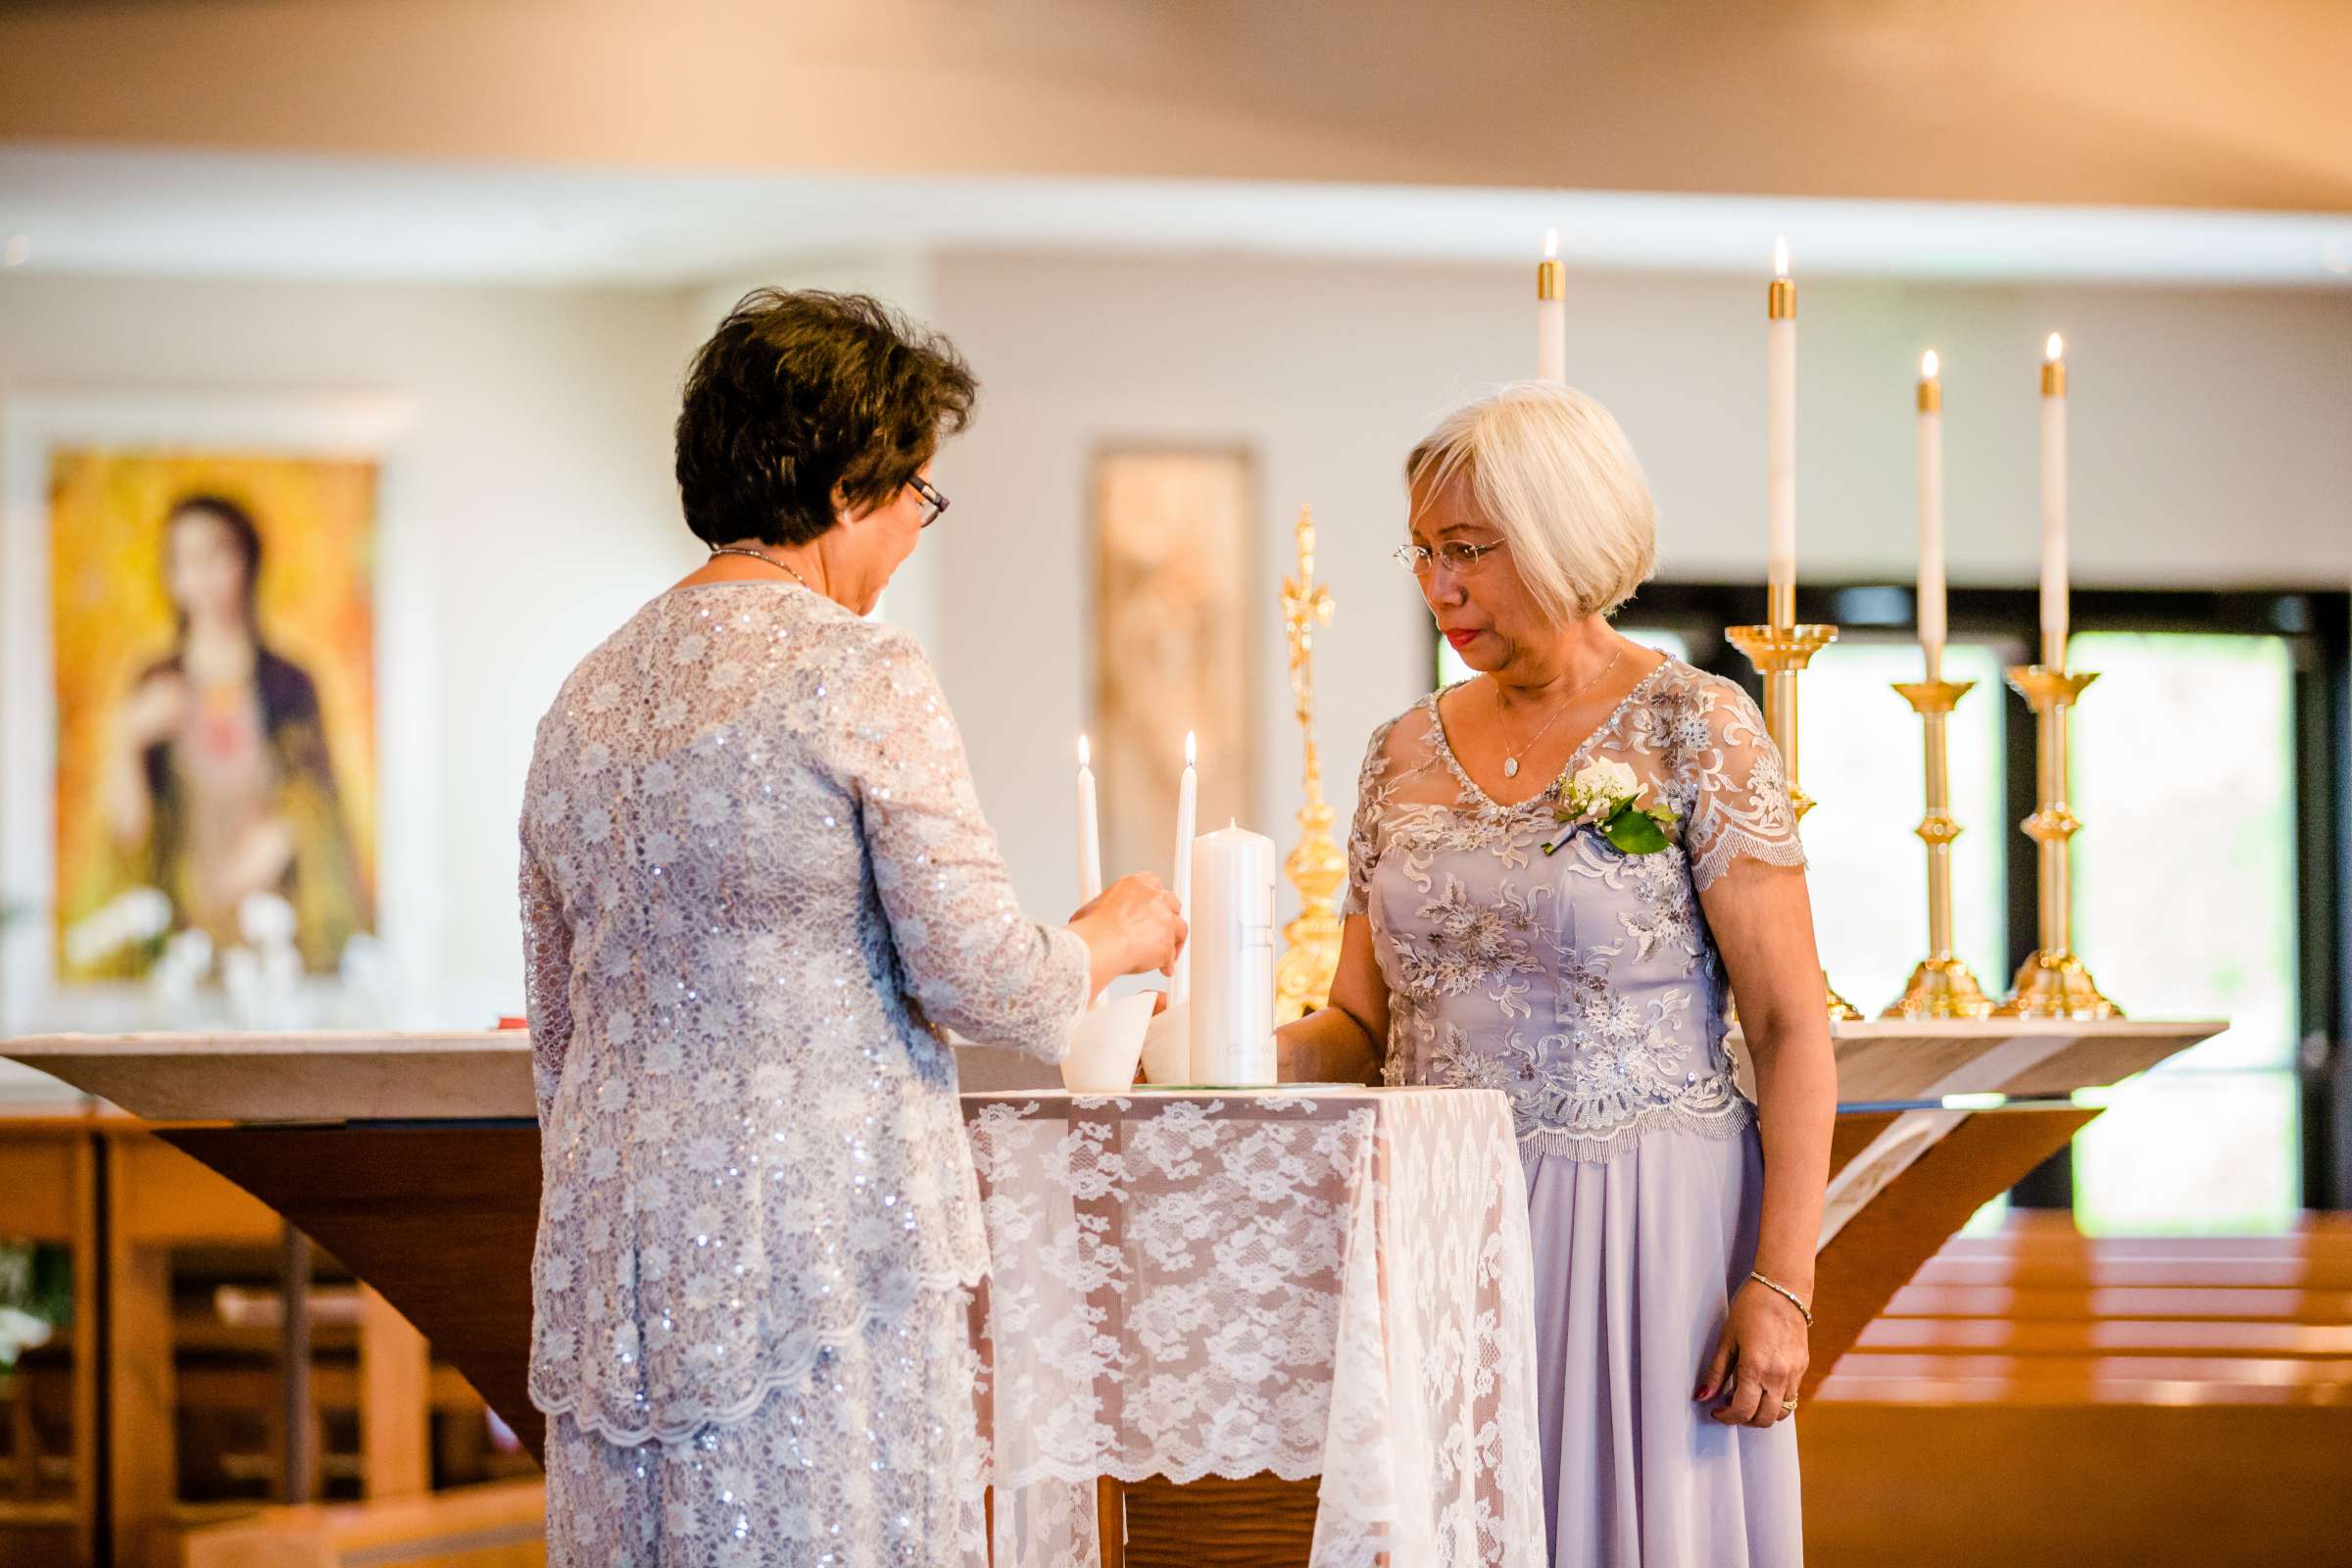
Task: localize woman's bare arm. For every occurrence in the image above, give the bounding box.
[1274,914,1387,1085]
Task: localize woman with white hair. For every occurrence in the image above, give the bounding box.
[1276,383,1834,1565]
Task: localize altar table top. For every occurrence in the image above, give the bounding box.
[964,1086,1545,1568]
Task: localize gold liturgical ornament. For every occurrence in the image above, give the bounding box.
[1275,506,1346,1024]
[1993,662,2120,1019]
[1885,677,1994,1018]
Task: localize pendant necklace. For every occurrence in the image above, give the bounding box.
[1495,646,1624,779]
[709,544,809,588]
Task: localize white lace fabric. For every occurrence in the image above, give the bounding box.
[965,1088,1546,1568]
[519,582,1089,1451]
[1341,657,1803,1166]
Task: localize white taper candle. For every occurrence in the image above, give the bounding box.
[1075,734,1102,905]
[1170,731,1198,1004]
[1766,236,1797,626]
[1917,350,1946,681]
[1537,227,1567,385]
[2040,333,2068,668]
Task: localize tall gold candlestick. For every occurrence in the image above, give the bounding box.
[1994,663,2120,1018]
[1886,678,1992,1018]
[1275,506,1345,1024]
[1723,620,1862,1021]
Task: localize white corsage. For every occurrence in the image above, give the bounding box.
[1543,759,1678,858]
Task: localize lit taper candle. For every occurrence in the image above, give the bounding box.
[2040,333,2068,669]
[1767,236,1797,630]
[1170,731,1198,1004]
[1537,227,1567,384]
[1075,734,1102,904]
[1917,350,1946,681]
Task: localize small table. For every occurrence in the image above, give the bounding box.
[966,1086,1544,1567]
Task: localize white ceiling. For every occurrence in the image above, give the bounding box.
[3,147,2350,289]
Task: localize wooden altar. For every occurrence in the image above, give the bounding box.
[1,1018,2223,1565]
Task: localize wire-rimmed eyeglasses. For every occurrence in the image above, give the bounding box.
[1393,538,1508,575]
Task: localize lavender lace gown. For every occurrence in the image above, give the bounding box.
[1344,656,1806,1568]
[519,582,1088,1567]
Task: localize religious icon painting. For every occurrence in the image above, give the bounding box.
[1,392,408,1034]
[1090,448,1258,888]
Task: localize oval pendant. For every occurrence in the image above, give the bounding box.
[1502,756,1521,779]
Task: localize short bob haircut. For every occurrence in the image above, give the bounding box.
[674,289,978,549]
[1404,381,1657,622]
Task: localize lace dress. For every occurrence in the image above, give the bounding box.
[1344,655,1806,1568]
[518,581,1089,1567]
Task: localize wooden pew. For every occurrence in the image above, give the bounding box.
[1801,1213,2352,1568]
[179,1479,545,1568]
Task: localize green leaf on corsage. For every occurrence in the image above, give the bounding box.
[1603,806,1671,856]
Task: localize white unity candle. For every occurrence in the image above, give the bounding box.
[2039,333,2069,669]
[1170,732,1198,1004]
[1766,236,1797,627]
[1537,227,1567,385]
[1917,350,1946,681]
[1075,735,1102,905]
[1187,822,1277,1086]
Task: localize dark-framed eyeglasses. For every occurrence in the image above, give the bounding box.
[1393,538,1508,576]
[909,474,951,528]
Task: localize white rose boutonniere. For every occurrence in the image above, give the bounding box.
[1544,759,1678,858]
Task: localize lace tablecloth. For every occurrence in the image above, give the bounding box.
[962,1086,1544,1568]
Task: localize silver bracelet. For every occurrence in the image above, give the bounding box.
[1747,1270,1815,1328]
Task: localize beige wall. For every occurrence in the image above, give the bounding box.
[923,252,2352,919]
[4,252,2346,1023]
[6,1,2352,210]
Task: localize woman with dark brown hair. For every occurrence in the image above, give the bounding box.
[519,290,1184,1565]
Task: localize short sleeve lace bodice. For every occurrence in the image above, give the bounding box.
[1341,656,1802,1164]
[518,582,1089,1446]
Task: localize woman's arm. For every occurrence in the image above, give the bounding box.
[1681,678,1836,1428]
[517,834,576,1113]
[104,672,184,850]
[817,623,1097,1061]
[1274,915,1387,1085]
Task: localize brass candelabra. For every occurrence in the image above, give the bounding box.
[1885,675,1993,1018]
[1274,506,1345,1024]
[1993,660,2121,1019]
[1726,596,1863,1022]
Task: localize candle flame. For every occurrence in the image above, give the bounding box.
[1543,226,1558,260]
[2044,331,2064,363]
[1921,349,1939,379]
[1078,734,1091,768]
[1773,235,1789,278]
[1184,731,1198,767]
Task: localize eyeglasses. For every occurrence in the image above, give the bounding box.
[1393,539,1508,576]
[909,475,951,528]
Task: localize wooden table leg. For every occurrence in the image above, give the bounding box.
[70,1133,101,1568]
[104,1153,175,1568]
[359,1284,431,1497]
[1097,1475,1125,1568]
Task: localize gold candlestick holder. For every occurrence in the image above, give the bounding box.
[1275,506,1345,1024]
[1886,676,1993,1018]
[1725,613,1863,1021]
[1993,663,2121,1019]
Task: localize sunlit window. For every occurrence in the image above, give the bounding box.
[2067,632,2301,1234]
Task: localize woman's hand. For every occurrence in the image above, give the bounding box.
[1695,1278,1811,1429]
[118,672,188,753]
[1070,874,1187,999]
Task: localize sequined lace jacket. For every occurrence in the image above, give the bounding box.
[518,583,1089,1446]
[1343,656,1803,1165]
